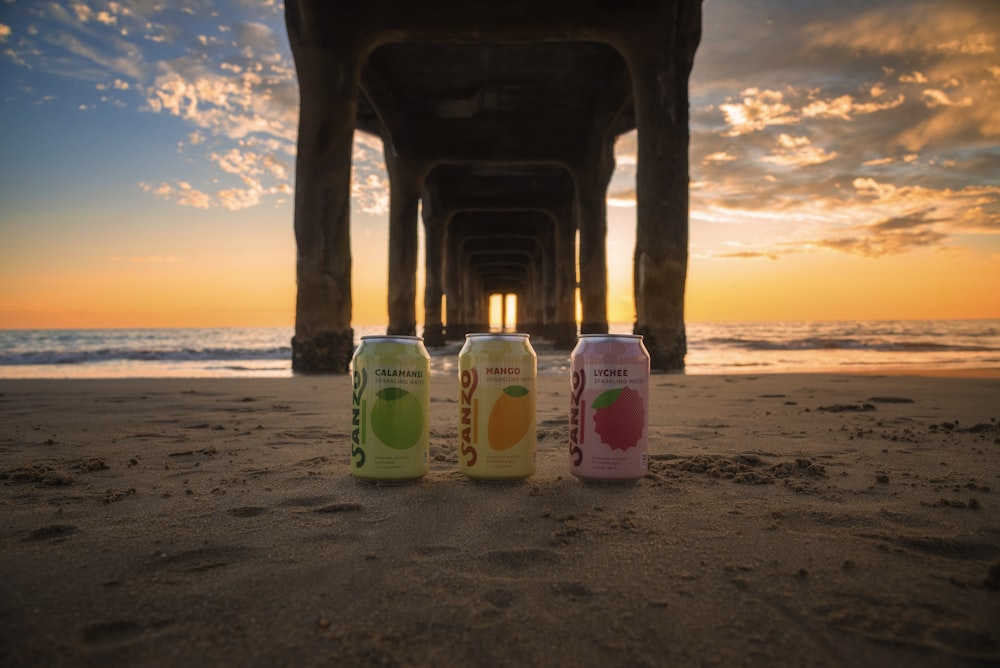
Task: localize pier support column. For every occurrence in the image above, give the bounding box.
[574,139,615,335]
[286,8,359,373]
[541,227,556,338]
[420,183,445,347]
[626,7,701,370]
[386,151,422,336]
[444,218,464,340]
[554,202,578,348]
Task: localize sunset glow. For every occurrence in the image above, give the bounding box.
[1,1,998,329]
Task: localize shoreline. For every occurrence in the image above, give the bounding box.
[1,373,998,666]
[4,319,998,380]
[3,363,999,382]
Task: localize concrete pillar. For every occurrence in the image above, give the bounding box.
[541,229,555,337]
[624,5,701,370]
[465,259,477,331]
[474,279,489,332]
[554,201,578,349]
[286,7,360,373]
[459,244,476,333]
[444,216,464,340]
[385,151,422,336]
[420,185,445,347]
[574,139,615,335]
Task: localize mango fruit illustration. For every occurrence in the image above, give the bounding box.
[487,385,531,450]
[592,386,644,451]
[371,387,423,450]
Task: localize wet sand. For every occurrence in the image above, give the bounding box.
[1,371,998,666]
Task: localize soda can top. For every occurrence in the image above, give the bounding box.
[465,332,530,341]
[573,333,649,359]
[354,335,430,361]
[577,333,643,341]
[360,335,424,343]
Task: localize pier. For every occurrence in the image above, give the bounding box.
[285,0,702,372]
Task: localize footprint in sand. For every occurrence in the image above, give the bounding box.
[228,506,268,518]
[79,619,172,647]
[24,524,78,541]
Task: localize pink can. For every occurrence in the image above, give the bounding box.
[569,334,650,480]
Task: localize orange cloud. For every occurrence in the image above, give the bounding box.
[139,181,213,208]
[806,3,995,57]
[760,134,837,167]
[802,93,905,120]
[719,88,798,136]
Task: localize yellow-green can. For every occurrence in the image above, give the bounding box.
[458,333,537,479]
[350,335,430,480]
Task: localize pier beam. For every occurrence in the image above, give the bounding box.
[285,0,702,372]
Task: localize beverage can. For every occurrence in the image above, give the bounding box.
[569,334,650,480]
[350,335,430,480]
[458,333,537,479]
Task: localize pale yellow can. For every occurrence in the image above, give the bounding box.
[350,335,430,481]
[458,333,537,479]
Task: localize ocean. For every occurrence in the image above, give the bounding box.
[1,320,998,379]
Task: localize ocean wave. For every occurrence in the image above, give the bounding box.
[699,336,1000,353]
[2,321,998,377]
[0,346,291,366]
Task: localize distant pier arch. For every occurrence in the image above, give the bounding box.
[285,0,702,372]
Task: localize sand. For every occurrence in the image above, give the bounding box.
[1,371,998,667]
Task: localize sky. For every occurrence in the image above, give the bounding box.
[0,0,998,330]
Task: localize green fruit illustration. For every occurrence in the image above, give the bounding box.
[371,387,424,450]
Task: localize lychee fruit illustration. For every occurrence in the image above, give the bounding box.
[592,386,644,451]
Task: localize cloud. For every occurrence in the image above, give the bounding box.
[900,71,929,84]
[108,255,180,263]
[2,1,303,211]
[805,2,997,58]
[703,151,737,164]
[71,2,118,26]
[851,177,1000,232]
[351,171,390,217]
[705,210,951,260]
[802,93,905,121]
[814,223,949,257]
[145,58,294,142]
[46,28,146,80]
[713,250,779,261]
[139,180,213,208]
[863,154,919,166]
[688,0,999,269]
[233,21,280,58]
[5,0,1000,249]
[921,89,974,109]
[868,211,941,233]
[719,88,798,136]
[760,134,837,167]
[796,0,1000,152]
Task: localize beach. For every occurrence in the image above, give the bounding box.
[1,371,998,666]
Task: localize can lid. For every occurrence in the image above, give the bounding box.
[578,333,643,341]
[465,332,530,340]
[360,335,424,342]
